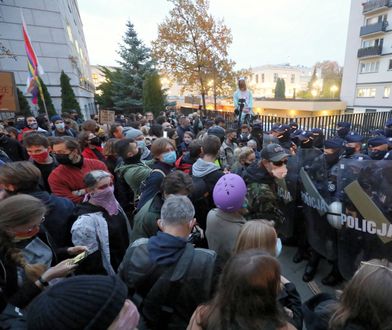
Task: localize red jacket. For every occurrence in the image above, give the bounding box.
[81,147,106,161]
[48,158,108,203]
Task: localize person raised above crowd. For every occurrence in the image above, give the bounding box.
[48,136,108,203]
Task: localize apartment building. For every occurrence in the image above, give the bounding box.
[341,0,392,113]
[0,0,95,118]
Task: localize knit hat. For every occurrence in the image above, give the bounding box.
[125,128,143,139]
[50,114,62,123]
[27,275,129,330]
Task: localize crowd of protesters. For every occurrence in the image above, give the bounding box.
[0,99,391,330]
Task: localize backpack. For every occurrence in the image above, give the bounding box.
[138,243,195,329]
[190,170,223,232]
[114,168,135,215]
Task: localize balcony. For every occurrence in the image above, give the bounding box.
[357,45,383,58]
[362,0,392,14]
[360,21,388,36]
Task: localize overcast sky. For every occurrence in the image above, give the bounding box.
[78,0,351,69]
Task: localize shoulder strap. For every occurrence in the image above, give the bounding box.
[151,168,166,177]
[142,243,195,329]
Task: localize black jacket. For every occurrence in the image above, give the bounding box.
[119,238,217,330]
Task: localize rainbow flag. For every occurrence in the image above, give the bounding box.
[21,12,44,105]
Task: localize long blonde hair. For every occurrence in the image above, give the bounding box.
[234,220,277,256]
[0,194,48,281]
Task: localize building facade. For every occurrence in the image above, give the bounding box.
[341,0,392,113]
[249,64,313,98]
[0,0,95,118]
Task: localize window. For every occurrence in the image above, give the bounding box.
[357,88,376,97]
[273,73,278,82]
[384,87,391,98]
[291,74,295,83]
[389,59,392,70]
[345,108,354,114]
[261,73,265,83]
[67,25,73,42]
[365,109,377,113]
[255,74,259,84]
[359,61,379,73]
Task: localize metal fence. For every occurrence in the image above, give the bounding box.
[198,110,392,140]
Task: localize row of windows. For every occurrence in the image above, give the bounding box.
[357,87,391,98]
[359,59,392,73]
[253,73,296,84]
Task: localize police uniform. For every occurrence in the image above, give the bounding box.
[336,121,351,140]
[344,133,370,160]
[367,137,389,160]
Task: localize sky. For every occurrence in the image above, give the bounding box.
[78,0,351,69]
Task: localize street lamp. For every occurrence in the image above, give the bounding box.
[330,85,338,99]
[311,89,318,98]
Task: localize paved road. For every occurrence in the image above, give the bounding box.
[278,245,343,302]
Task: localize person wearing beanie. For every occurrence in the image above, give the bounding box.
[206,173,247,266]
[27,275,139,330]
[51,115,77,138]
[125,128,151,160]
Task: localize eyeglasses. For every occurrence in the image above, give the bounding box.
[272,159,288,167]
[97,182,113,190]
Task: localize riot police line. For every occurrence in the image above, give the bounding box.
[273,149,392,280]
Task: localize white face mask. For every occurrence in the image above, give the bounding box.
[271,165,288,179]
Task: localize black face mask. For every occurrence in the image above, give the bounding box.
[337,128,349,138]
[325,152,340,166]
[369,150,387,160]
[345,146,355,157]
[89,137,101,147]
[125,149,142,164]
[55,153,74,166]
[300,140,313,149]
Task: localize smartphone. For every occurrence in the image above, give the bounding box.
[72,251,88,264]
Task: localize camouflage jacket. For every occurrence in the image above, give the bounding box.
[243,162,285,224]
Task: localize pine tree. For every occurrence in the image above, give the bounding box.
[274,78,286,99]
[143,71,166,117]
[113,21,154,111]
[37,78,56,117]
[60,71,82,117]
[95,66,121,109]
[16,88,33,117]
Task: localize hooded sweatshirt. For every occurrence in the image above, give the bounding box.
[192,158,221,178]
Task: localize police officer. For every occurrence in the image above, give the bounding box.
[367,137,389,160]
[301,137,345,284]
[336,121,351,139]
[343,133,370,160]
[275,124,296,153]
[310,128,324,149]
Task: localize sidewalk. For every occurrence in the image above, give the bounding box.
[278,246,344,302]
